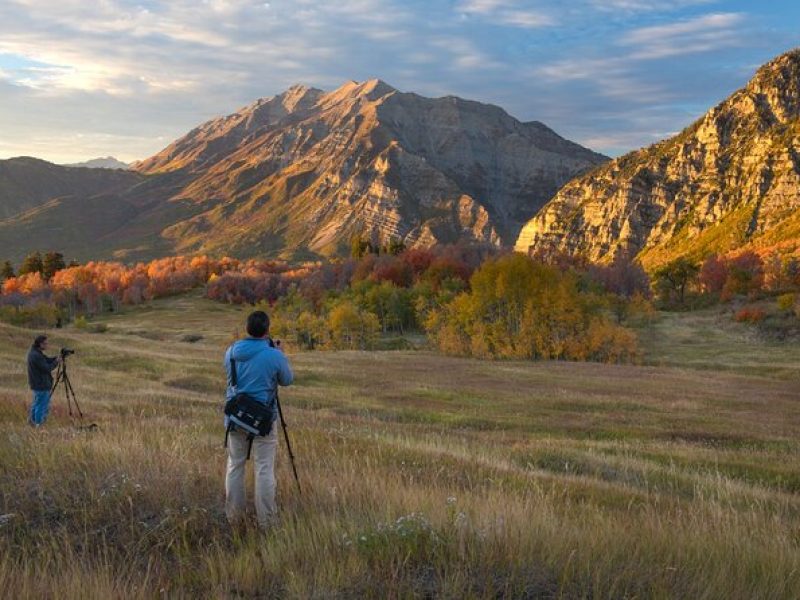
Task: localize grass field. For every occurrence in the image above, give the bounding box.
[1,295,799,598]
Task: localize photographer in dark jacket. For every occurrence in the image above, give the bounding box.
[27,335,60,426]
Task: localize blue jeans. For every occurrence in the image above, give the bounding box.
[30,390,51,425]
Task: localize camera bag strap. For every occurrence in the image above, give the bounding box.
[224,350,236,450]
[225,352,256,460]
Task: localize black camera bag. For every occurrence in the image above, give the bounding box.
[224,354,276,460]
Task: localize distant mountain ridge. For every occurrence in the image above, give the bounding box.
[515,49,800,268]
[66,157,130,170]
[0,156,141,220]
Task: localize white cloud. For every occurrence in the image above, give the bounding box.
[621,12,747,59]
[589,0,717,12]
[0,0,789,163]
[458,0,555,28]
[536,12,749,87]
[459,0,513,12]
[0,0,417,95]
[429,36,505,71]
[535,56,669,104]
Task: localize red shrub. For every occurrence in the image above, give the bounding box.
[370,256,413,287]
[699,254,728,294]
[733,307,766,323]
[400,248,435,278]
[722,251,764,300]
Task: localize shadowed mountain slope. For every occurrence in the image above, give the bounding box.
[0,157,141,220]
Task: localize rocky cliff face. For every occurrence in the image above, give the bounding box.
[133,79,606,258]
[515,49,800,268]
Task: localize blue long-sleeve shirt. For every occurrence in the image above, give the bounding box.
[224,338,293,408]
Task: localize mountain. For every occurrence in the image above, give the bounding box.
[66,157,130,170]
[0,81,606,263]
[0,156,142,220]
[131,79,607,258]
[515,49,800,269]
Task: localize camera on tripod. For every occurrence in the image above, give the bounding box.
[51,346,94,427]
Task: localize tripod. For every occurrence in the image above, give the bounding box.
[50,356,86,423]
[276,391,301,494]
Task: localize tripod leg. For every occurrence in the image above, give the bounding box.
[63,371,83,419]
[275,395,301,494]
[50,366,63,396]
[65,381,73,418]
[51,365,72,417]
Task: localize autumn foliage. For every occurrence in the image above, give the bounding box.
[0,255,307,324]
[1,244,653,363]
[424,254,640,363]
[734,307,767,323]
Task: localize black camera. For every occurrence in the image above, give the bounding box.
[266,337,281,349]
[60,347,75,358]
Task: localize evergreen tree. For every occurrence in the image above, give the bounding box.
[42,251,66,280]
[0,260,14,281]
[18,251,44,277]
[350,236,373,259]
[386,237,406,256]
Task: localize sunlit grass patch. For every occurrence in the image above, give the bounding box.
[78,351,166,377]
[163,375,223,394]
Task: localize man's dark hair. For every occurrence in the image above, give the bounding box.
[246,311,270,338]
[33,334,47,349]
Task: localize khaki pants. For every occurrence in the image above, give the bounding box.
[225,426,278,529]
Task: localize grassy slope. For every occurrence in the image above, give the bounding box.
[639,307,800,379]
[1,295,799,598]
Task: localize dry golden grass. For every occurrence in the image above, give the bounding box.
[1,295,798,598]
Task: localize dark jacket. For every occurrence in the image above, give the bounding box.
[27,346,58,391]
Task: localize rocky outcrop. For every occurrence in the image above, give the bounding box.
[515,49,800,268]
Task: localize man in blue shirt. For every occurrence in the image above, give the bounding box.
[224,310,293,529]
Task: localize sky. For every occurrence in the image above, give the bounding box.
[0,0,797,164]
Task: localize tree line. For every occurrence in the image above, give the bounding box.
[3,242,797,359]
[0,251,74,283]
[0,254,302,327]
[264,245,651,362]
[653,250,800,324]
